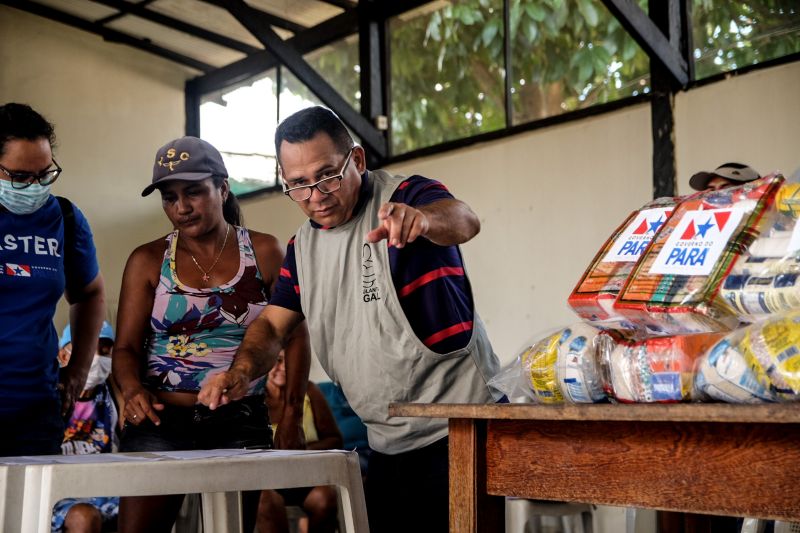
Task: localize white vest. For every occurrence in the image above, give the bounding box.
[294,170,500,454]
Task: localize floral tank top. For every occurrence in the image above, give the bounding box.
[145,226,269,394]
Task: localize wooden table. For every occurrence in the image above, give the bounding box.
[388,403,800,532]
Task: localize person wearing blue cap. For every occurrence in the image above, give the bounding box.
[53,321,121,533]
[0,103,107,458]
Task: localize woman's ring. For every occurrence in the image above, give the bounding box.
[132,414,138,419]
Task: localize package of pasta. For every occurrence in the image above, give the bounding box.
[514,323,609,404]
[596,332,724,403]
[720,182,800,319]
[694,312,800,402]
[568,197,678,329]
[614,174,785,335]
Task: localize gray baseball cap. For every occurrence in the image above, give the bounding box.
[142,136,228,196]
[689,162,761,191]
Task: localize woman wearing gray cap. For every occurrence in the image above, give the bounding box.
[112,136,309,532]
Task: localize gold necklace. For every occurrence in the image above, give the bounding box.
[189,224,230,283]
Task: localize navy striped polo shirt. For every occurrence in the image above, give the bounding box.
[270,172,475,354]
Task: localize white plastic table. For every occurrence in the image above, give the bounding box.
[5,449,367,533]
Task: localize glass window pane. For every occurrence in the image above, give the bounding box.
[511,0,650,125]
[305,35,361,112]
[279,35,360,123]
[199,70,279,197]
[692,1,800,79]
[279,66,324,123]
[390,1,506,154]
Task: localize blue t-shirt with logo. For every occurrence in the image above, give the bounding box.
[0,196,99,417]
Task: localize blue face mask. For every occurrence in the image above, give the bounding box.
[0,179,51,214]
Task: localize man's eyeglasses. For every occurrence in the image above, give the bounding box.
[282,148,354,202]
[0,160,62,189]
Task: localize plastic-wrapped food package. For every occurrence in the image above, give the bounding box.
[514,323,608,404]
[739,313,800,400]
[614,175,784,335]
[568,197,678,329]
[694,336,776,403]
[720,183,800,319]
[597,332,725,403]
[694,313,800,402]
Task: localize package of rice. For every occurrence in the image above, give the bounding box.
[598,332,724,403]
[517,323,608,404]
[614,175,784,335]
[568,197,678,329]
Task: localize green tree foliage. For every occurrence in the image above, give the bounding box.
[389,0,651,153]
[692,0,800,78]
[273,0,799,156]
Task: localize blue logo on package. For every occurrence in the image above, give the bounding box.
[651,373,682,401]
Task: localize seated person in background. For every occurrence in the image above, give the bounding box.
[317,381,371,478]
[257,352,342,533]
[52,321,121,533]
[689,162,761,191]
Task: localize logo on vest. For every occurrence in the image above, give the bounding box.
[361,243,381,303]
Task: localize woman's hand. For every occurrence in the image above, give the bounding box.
[122,384,164,426]
[57,367,88,419]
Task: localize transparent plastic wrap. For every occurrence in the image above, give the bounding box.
[493,323,609,404]
[596,331,725,403]
[720,182,800,320]
[695,312,800,402]
[614,174,784,335]
[568,197,678,330]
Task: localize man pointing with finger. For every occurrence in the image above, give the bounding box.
[199,106,500,532]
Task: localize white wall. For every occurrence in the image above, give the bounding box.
[675,61,800,196]
[0,6,194,328]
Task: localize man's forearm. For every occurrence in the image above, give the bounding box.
[419,199,480,246]
[283,323,311,412]
[229,314,284,380]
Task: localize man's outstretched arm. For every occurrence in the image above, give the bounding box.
[197,305,305,409]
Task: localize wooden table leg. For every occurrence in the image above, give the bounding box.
[449,418,504,533]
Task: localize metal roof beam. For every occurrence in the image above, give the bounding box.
[200,0,307,35]
[375,0,434,20]
[221,0,386,158]
[358,0,389,166]
[95,0,155,25]
[4,0,213,73]
[600,0,689,87]
[188,9,358,99]
[316,0,356,9]
[88,0,261,54]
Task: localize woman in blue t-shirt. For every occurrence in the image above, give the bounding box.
[0,103,106,457]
